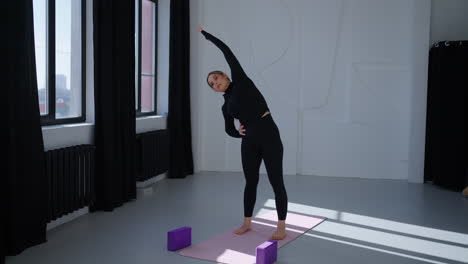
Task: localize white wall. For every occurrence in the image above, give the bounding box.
[43,0,168,150]
[408,0,431,183]
[430,0,468,45]
[191,0,432,180]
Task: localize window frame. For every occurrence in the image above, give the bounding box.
[135,0,158,118]
[40,0,86,126]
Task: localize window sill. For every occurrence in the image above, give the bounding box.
[42,122,94,131]
[136,115,167,133]
[136,115,165,121]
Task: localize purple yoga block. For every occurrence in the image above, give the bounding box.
[167,227,192,251]
[256,240,278,264]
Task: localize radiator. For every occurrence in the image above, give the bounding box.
[136,129,169,181]
[45,145,95,222]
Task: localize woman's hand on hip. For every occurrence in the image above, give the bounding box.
[239,124,246,136]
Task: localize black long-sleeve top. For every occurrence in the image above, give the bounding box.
[201,30,270,138]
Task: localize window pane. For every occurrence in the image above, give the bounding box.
[140,0,155,113]
[55,0,82,119]
[141,76,154,113]
[33,0,48,115]
[141,0,154,75]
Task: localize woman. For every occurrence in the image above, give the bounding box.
[198,26,288,240]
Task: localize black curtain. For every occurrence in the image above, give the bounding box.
[424,41,467,191]
[92,0,137,211]
[168,0,194,178]
[3,0,47,259]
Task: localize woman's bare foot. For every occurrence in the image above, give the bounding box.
[233,217,252,235]
[233,224,251,235]
[271,220,287,240]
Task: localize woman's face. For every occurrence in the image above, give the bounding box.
[208,73,230,92]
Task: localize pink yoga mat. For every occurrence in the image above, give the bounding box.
[179,210,326,264]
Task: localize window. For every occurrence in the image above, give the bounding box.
[33,0,86,126]
[135,0,158,117]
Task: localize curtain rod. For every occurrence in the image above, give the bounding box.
[432,40,467,48]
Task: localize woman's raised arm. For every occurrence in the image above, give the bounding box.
[199,27,247,80]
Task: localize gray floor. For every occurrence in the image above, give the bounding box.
[7,171,468,264]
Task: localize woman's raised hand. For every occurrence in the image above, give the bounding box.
[197,25,203,32]
[239,124,246,136]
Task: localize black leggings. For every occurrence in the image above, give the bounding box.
[241,114,288,220]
